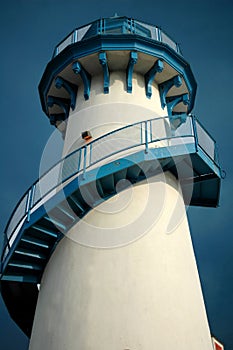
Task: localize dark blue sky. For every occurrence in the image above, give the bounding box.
[0,0,232,349]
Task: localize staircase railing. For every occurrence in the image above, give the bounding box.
[1,115,219,265]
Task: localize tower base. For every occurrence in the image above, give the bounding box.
[29,172,213,350]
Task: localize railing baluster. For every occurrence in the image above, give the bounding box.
[27,185,35,223]
[145,121,148,153]
[89,143,92,166]
[191,115,198,152]
[25,188,32,215]
[83,146,87,180]
[73,29,78,43]
[77,149,81,173]
[150,120,152,142]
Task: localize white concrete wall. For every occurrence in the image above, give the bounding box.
[30,67,214,350]
[29,172,213,350]
[62,71,166,156]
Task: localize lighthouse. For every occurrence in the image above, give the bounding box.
[0,16,223,350]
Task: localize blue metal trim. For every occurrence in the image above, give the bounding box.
[145,59,164,98]
[99,52,110,94]
[166,93,189,116]
[47,96,70,117]
[72,61,91,100]
[39,35,197,119]
[126,51,138,93]
[55,76,78,109]
[159,75,182,109]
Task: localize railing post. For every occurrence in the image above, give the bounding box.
[140,122,143,144]
[73,29,78,43]
[157,27,162,42]
[145,121,149,153]
[191,115,198,152]
[150,120,153,142]
[83,146,87,180]
[25,188,32,215]
[27,185,35,222]
[214,143,220,166]
[77,149,81,173]
[89,143,92,166]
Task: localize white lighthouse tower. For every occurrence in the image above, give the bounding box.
[1,16,223,350]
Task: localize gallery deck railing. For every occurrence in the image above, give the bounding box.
[53,17,182,57]
[1,115,219,263]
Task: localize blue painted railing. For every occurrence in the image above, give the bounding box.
[53,17,182,57]
[1,115,219,263]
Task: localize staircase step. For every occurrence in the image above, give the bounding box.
[31,224,59,238]
[8,261,43,271]
[21,236,50,249]
[100,174,115,194]
[126,164,142,180]
[79,182,102,206]
[67,195,85,215]
[43,216,67,231]
[14,248,46,260]
[113,169,127,185]
[48,206,75,227]
[57,203,76,221]
[1,273,40,283]
[71,189,91,213]
[94,179,104,198]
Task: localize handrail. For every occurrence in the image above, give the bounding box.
[1,115,219,264]
[53,17,182,57]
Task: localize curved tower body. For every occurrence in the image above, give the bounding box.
[0,17,222,350]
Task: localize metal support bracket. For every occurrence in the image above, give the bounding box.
[166,93,189,116]
[169,113,188,130]
[49,113,67,126]
[126,51,138,93]
[47,96,70,118]
[159,75,182,109]
[99,52,110,94]
[72,61,91,100]
[145,59,164,98]
[55,76,78,110]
